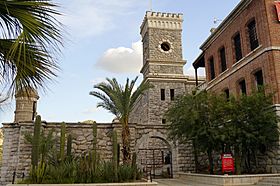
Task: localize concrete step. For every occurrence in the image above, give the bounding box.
[156,179,218,186]
[256,183,280,186]
[255,177,280,186]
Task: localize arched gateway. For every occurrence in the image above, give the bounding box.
[135,132,176,178]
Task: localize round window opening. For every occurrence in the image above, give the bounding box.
[161,42,171,52]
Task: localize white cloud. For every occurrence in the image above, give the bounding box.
[82,107,99,115]
[58,0,143,39]
[96,41,143,73]
[91,78,107,85]
[185,66,206,77]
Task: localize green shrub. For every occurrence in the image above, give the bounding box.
[44,159,77,184]
[118,164,133,182]
[22,161,47,184]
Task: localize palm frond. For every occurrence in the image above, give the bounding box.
[0,0,63,95]
[90,77,151,122]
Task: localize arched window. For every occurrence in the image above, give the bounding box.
[233,32,243,62]
[219,47,227,72]
[238,79,247,95]
[209,57,215,80]
[223,88,230,100]
[247,19,259,51]
[254,69,264,89]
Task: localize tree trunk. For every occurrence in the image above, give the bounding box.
[207,148,214,174]
[192,139,199,173]
[234,145,242,175]
[122,117,131,164]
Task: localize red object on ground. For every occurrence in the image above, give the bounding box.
[276,1,280,22]
[222,153,234,174]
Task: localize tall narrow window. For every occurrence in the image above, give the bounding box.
[224,89,230,100]
[209,57,215,80]
[170,89,175,100]
[254,70,264,88]
[32,101,37,120]
[248,20,259,51]
[162,119,166,124]
[239,80,247,95]
[161,89,165,100]
[219,47,227,72]
[233,33,243,62]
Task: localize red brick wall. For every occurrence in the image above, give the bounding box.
[202,0,280,103]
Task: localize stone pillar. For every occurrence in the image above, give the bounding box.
[0,123,21,185]
[266,104,280,173]
[14,88,39,123]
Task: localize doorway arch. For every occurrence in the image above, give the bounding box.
[136,134,174,178]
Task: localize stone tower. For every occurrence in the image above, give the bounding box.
[130,11,197,176]
[14,87,39,122]
[140,11,185,78]
[130,11,195,125]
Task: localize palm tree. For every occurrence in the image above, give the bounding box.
[0,0,63,95]
[90,77,151,164]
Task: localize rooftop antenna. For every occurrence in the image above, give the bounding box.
[214,17,222,24]
[149,0,152,11]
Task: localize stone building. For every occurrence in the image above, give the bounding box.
[130,11,203,177]
[0,11,202,184]
[193,0,280,172]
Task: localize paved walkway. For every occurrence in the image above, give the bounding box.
[155,179,251,186]
[155,179,204,186]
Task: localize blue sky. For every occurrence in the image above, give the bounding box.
[0,0,241,124]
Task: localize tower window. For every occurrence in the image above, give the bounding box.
[219,47,227,72]
[233,33,243,62]
[170,89,175,100]
[161,42,171,52]
[254,70,264,88]
[247,20,259,51]
[209,57,215,80]
[32,101,37,120]
[239,79,247,95]
[161,89,165,100]
[162,119,166,124]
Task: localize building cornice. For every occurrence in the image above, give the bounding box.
[200,0,253,50]
[140,59,186,74]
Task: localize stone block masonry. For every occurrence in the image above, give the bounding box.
[0,121,122,185]
[0,120,195,185]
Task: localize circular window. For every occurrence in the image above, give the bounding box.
[160,42,171,52]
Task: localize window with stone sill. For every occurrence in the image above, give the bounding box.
[254,70,264,90]
[209,57,215,80]
[239,79,247,95]
[247,19,259,51]
[233,33,243,62]
[224,88,230,100]
[219,47,227,73]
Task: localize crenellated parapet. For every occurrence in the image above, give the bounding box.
[140,11,183,37]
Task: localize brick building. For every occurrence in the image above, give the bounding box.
[192,0,280,173]
[193,0,280,101]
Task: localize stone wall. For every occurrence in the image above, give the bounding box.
[0,122,124,185]
[0,120,196,185]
